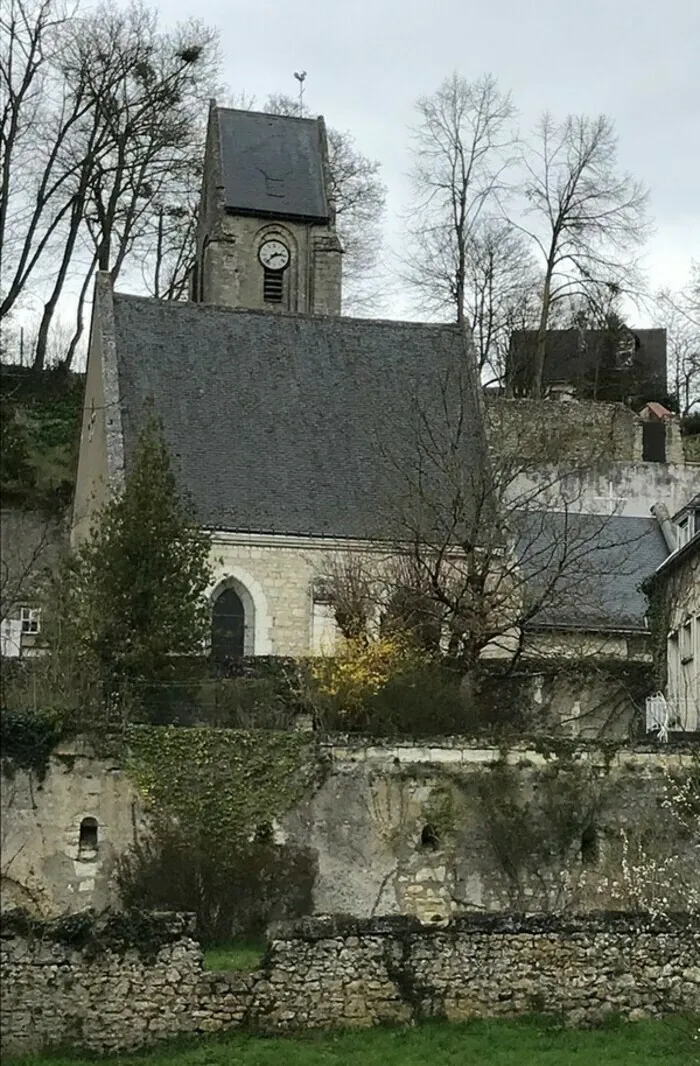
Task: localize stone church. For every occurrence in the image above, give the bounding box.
[72,103,694,694]
[72,104,488,659]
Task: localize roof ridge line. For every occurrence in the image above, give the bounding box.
[111,293,471,332]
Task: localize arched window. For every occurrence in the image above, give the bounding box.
[79,817,98,854]
[212,586,246,661]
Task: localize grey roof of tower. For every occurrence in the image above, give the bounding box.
[217,108,330,222]
[111,294,487,540]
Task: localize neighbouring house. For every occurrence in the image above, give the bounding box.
[507,327,668,406]
[646,494,700,734]
[0,508,65,659]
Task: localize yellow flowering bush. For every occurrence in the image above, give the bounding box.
[308,631,435,719]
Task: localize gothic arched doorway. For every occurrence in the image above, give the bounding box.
[212,586,246,661]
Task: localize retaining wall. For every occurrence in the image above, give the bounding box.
[1,910,699,1054]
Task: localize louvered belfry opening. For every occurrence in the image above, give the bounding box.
[263,267,284,303]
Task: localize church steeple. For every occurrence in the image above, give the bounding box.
[192,103,342,314]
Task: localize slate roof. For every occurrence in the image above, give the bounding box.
[508,328,668,402]
[110,295,486,540]
[516,512,668,631]
[216,108,330,222]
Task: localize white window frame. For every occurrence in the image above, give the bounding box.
[19,606,41,635]
[677,516,691,548]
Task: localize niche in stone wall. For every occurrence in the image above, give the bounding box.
[420,824,440,851]
[78,817,99,859]
[580,825,599,866]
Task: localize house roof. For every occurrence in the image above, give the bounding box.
[641,401,673,420]
[109,293,487,540]
[508,328,668,401]
[672,492,700,523]
[653,531,700,579]
[215,107,330,222]
[517,512,669,632]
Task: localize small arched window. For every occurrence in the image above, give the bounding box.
[79,817,98,853]
[212,587,246,661]
[420,824,440,851]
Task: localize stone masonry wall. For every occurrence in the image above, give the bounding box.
[1,911,698,1055]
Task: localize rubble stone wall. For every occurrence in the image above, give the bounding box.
[2,911,698,1055]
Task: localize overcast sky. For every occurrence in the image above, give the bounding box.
[151,0,699,318]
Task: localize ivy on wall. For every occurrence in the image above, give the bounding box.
[640,572,672,690]
[124,725,324,847]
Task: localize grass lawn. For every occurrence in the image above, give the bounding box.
[202,940,266,972]
[10,1017,697,1065]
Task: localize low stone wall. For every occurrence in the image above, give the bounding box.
[1,910,699,1055]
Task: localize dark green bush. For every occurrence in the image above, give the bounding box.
[116,827,316,945]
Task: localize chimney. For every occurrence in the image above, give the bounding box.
[650,502,676,551]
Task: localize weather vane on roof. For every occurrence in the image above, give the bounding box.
[293,71,307,117]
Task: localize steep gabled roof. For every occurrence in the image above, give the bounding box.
[109,291,487,540]
[215,107,331,222]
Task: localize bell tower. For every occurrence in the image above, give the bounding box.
[192,103,342,315]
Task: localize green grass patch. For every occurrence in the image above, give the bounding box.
[202,940,266,972]
[7,1016,698,1065]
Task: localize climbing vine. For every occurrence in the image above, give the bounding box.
[475,752,611,908]
[640,572,671,690]
[124,725,324,847]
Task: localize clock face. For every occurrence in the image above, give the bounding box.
[259,239,290,270]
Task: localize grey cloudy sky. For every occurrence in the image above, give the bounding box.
[156,0,699,313]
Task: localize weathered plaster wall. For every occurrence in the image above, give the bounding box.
[0,745,145,916]
[512,461,700,519]
[3,738,695,923]
[2,911,698,1055]
[280,741,696,920]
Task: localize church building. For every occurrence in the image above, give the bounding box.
[72,104,488,660]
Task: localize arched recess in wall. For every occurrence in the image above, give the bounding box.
[254,224,298,311]
[209,571,271,658]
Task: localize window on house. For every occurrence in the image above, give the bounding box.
[19,607,41,635]
[311,578,338,656]
[263,268,284,303]
[680,620,694,664]
[677,516,691,548]
[79,817,98,853]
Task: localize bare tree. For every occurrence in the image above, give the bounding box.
[264,92,387,315]
[511,113,650,397]
[0,0,84,324]
[318,361,652,680]
[657,261,700,414]
[1,0,220,369]
[403,73,518,326]
[462,218,541,383]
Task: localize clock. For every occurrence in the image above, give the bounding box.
[259,239,290,271]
